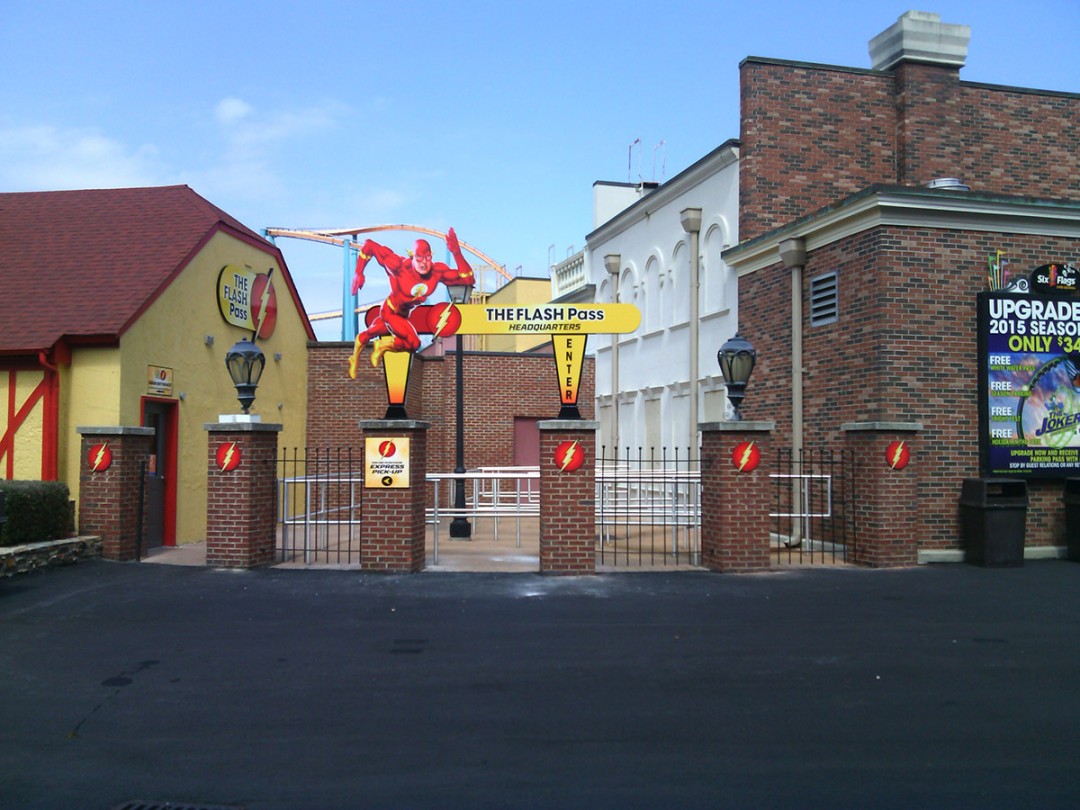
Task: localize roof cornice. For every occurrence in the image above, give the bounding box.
[724,186,1080,276]
[586,140,739,246]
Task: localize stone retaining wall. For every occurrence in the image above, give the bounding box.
[1,537,102,578]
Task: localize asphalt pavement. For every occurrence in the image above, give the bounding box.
[2,559,1079,809]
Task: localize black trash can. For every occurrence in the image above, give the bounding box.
[959,478,1027,567]
[1063,478,1080,562]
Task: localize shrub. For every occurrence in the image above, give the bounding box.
[0,481,73,546]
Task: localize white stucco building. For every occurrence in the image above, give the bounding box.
[553,140,741,456]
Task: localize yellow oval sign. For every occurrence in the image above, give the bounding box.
[456,303,640,335]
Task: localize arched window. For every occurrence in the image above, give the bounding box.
[644,256,661,331]
[703,220,732,314]
[672,240,690,324]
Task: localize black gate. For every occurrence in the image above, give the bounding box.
[595,447,701,568]
[771,448,856,564]
[277,447,362,565]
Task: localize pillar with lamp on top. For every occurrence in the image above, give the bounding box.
[699,333,774,572]
[204,334,281,568]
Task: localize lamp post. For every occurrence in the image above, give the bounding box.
[447,281,473,539]
[225,337,266,416]
[717,333,756,420]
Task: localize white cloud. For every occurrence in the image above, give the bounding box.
[214,97,254,126]
[0,124,162,190]
[215,97,344,153]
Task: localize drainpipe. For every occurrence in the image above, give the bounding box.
[681,208,702,461]
[604,254,622,455]
[779,237,807,544]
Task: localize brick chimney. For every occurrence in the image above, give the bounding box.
[871,12,973,186]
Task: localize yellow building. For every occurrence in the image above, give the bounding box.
[473,277,553,353]
[0,186,314,547]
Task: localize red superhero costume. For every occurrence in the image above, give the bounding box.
[348,227,475,377]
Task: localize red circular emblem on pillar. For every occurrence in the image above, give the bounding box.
[554,440,585,472]
[427,302,462,338]
[731,440,761,473]
[216,441,242,472]
[378,440,397,458]
[885,440,910,470]
[87,442,112,472]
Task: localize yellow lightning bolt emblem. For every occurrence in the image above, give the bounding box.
[254,269,273,338]
[738,441,756,472]
[92,442,108,471]
[435,304,454,337]
[220,442,237,472]
[560,440,579,472]
[890,440,906,469]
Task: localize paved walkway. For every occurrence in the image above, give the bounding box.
[142,518,702,573]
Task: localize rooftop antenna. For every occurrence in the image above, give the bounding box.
[628,138,641,183]
[548,243,555,269]
[653,140,666,183]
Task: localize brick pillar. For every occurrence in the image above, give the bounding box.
[359,420,429,572]
[538,420,598,575]
[699,421,774,572]
[843,422,922,567]
[205,421,282,568]
[78,427,155,561]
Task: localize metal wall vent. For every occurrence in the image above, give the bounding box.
[111,802,245,810]
[809,271,839,326]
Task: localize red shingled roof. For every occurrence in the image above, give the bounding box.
[0,185,312,354]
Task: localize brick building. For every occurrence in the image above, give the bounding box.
[306,341,594,478]
[725,11,1080,559]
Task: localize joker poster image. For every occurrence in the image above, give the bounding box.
[978,292,1080,477]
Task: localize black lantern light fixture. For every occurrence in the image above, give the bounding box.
[447,281,474,539]
[717,333,757,420]
[225,337,266,415]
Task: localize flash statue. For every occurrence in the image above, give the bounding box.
[348,228,474,377]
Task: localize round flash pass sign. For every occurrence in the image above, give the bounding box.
[88,442,112,472]
[554,440,586,472]
[216,442,242,472]
[731,441,761,473]
[886,440,911,470]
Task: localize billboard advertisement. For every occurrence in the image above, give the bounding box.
[978,274,1080,477]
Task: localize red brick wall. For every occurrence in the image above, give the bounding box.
[739,58,1080,241]
[359,425,427,572]
[78,431,153,561]
[739,227,1080,549]
[844,431,920,567]
[700,429,772,572]
[306,342,594,475]
[739,59,896,241]
[205,428,279,568]
[539,426,597,574]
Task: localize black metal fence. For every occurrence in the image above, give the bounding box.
[596,447,701,567]
[277,447,363,565]
[770,448,856,564]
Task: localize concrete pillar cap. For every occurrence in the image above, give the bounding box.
[869,11,971,71]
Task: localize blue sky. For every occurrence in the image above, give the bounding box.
[2,1,1077,339]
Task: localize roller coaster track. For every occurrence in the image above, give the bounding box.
[264,224,511,281]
